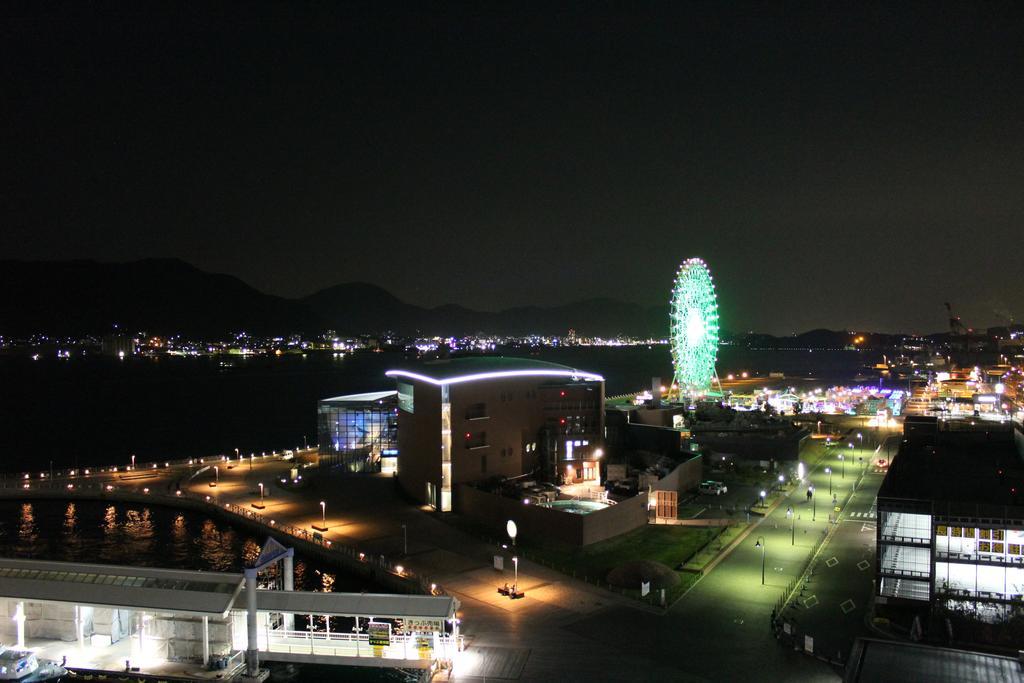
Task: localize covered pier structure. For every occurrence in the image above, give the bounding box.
[0,556,458,678]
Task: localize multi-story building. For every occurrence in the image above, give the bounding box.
[386,357,605,511]
[876,416,1024,617]
[317,391,399,473]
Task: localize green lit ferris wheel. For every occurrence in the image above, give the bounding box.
[670,258,720,396]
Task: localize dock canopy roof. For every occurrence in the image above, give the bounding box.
[245,590,457,620]
[0,558,243,617]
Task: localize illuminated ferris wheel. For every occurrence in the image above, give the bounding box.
[670,258,720,396]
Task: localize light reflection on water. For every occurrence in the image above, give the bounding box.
[0,500,369,594]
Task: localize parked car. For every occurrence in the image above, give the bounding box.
[698,480,728,496]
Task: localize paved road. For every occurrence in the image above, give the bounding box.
[777,467,886,664]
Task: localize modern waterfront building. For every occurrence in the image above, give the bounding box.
[386,357,605,511]
[875,416,1024,616]
[317,391,399,473]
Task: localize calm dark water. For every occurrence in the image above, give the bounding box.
[0,347,870,470]
[0,499,365,591]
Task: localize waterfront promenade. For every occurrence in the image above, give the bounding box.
[1,447,855,682]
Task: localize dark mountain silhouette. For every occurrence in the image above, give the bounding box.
[0,258,322,337]
[0,259,927,342]
[301,286,669,337]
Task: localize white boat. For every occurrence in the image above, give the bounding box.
[0,648,65,682]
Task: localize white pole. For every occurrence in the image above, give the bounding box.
[202,616,210,667]
[15,601,25,649]
[283,551,295,631]
[244,568,259,675]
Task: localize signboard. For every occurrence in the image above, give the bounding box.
[804,635,813,653]
[641,581,650,597]
[416,633,433,657]
[368,622,391,648]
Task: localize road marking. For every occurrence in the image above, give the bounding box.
[861,523,876,533]
[857,560,870,571]
[803,595,819,608]
[840,599,856,614]
[825,557,838,568]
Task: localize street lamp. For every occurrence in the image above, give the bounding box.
[759,490,766,508]
[787,506,794,545]
[777,474,785,491]
[210,465,219,487]
[754,536,766,585]
[131,454,136,471]
[402,524,408,556]
[512,556,519,591]
[254,482,265,509]
[313,501,328,531]
[809,485,816,521]
[825,467,832,495]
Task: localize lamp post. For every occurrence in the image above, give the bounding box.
[759,489,766,509]
[754,536,766,585]
[512,556,519,590]
[402,524,408,556]
[255,482,264,509]
[212,465,219,487]
[810,485,816,521]
[312,501,328,531]
[787,506,794,545]
[131,454,136,471]
[825,467,832,495]
[777,474,785,492]
[234,448,239,462]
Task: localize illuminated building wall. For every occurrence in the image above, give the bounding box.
[876,417,1024,613]
[317,391,399,473]
[388,358,605,511]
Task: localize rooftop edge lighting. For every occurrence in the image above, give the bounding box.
[385,368,604,386]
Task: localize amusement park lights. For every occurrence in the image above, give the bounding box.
[669,258,720,395]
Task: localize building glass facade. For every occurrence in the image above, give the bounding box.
[317,391,399,473]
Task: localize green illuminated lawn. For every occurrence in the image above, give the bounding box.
[520,524,718,585]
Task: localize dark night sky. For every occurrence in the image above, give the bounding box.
[2,2,1022,335]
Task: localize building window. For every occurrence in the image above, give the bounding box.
[465,431,487,449]
[466,403,487,420]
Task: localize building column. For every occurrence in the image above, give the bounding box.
[75,605,85,650]
[138,611,146,658]
[244,568,259,676]
[202,616,210,667]
[14,601,25,649]
[282,551,294,631]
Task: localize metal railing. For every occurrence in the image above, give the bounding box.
[257,628,457,662]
